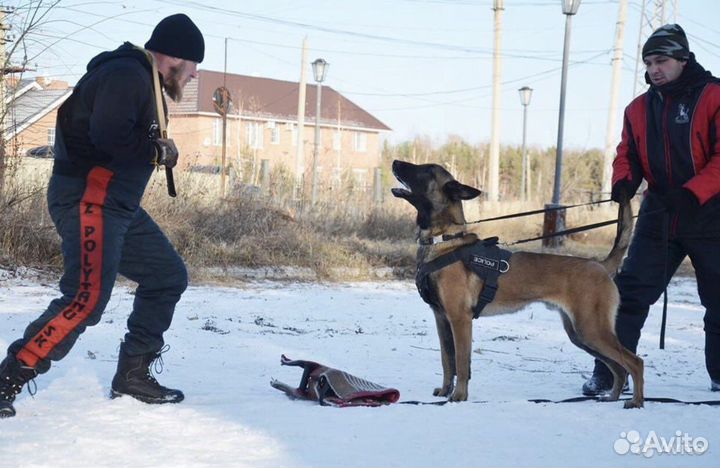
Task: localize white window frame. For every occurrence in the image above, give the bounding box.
[212,118,222,146]
[288,122,297,147]
[47,127,56,146]
[246,122,264,149]
[353,132,367,152]
[352,168,369,191]
[270,122,280,145]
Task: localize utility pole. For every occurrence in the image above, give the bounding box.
[220,37,228,198]
[487,0,504,202]
[632,0,679,97]
[602,0,628,196]
[295,37,308,196]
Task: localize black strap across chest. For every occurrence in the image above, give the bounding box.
[415,237,512,319]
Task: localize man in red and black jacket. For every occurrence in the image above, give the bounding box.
[583,24,720,396]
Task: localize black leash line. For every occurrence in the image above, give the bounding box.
[399,396,720,406]
[466,199,613,225]
[506,218,620,246]
[502,207,668,246]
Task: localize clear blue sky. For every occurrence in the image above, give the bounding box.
[11,0,720,149]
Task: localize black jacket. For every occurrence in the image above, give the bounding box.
[53,42,162,189]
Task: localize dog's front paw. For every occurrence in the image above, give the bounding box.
[433,384,453,397]
[448,388,468,402]
[623,399,644,409]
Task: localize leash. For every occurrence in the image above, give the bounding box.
[466,199,613,225]
[503,206,668,246]
[659,212,670,350]
[505,217,620,246]
[399,396,720,406]
[138,47,177,197]
[529,396,720,405]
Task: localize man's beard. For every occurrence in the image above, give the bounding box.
[164,63,187,102]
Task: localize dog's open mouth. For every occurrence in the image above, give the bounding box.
[391,180,411,198]
[391,187,410,198]
[391,164,412,198]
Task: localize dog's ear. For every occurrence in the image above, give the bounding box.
[443,180,482,201]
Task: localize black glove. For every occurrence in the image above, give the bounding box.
[153,138,179,169]
[662,188,699,214]
[611,180,634,203]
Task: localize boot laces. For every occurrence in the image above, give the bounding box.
[0,364,37,401]
[146,345,171,384]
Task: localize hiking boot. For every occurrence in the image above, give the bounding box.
[0,356,38,418]
[711,380,720,392]
[111,345,184,404]
[582,359,631,396]
[582,373,614,396]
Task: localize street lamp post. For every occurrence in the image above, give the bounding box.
[544,0,581,246]
[518,86,533,201]
[311,58,329,205]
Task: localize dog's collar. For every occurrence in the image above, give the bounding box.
[419,232,466,246]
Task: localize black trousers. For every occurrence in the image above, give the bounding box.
[594,215,720,382]
[7,169,187,373]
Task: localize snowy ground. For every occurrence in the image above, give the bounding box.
[0,274,717,467]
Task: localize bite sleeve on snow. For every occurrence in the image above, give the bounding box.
[270,355,400,407]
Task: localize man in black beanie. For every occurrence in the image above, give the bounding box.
[0,14,205,418]
[582,24,720,396]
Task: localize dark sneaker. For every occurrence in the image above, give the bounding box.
[0,356,37,419]
[111,345,184,404]
[711,380,720,392]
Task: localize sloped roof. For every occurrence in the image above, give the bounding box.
[5,87,72,137]
[168,70,390,132]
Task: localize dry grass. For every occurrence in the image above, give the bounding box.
[2,158,692,281]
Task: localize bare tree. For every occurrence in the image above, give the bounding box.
[1,0,60,192]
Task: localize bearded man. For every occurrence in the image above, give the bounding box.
[0,14,204,418]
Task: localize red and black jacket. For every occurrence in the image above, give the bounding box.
[612,56,720,237]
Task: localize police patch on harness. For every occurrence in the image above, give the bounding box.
[416,238,512,319]
[470,254,510,272]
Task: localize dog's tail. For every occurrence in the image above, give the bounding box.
[600,196,633,277]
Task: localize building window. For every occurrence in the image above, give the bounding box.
[47,127,56,146]
[268,121,280,145]
[352,168,368,192]
[247,122,264,149]
[333,130,341,150]
[287,122,297,147]
[353,132,367,152]
[212,118,222,146]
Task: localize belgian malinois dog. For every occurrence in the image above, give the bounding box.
[391,160,644,408]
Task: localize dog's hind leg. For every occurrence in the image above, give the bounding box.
[582,329,644,409]
[432,307,456,397]
[559,313,629,401]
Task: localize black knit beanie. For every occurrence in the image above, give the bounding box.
[642,24,689,60]
[145,14,205,63]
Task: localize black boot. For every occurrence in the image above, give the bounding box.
[582,360,614,396]
[111,346,184,404]
[0,356,38,418]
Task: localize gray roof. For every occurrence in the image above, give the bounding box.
[4,85,71,137]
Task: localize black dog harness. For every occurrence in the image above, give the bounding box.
[416,237,512,319]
